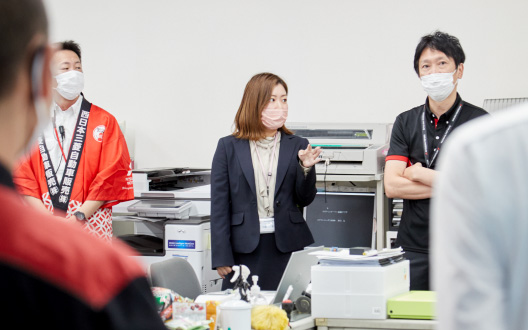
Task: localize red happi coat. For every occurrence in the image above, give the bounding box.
[13,102,134,242]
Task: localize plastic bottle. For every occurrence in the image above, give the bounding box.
[250,275,267,305]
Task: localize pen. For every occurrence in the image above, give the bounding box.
[283,285,293,302]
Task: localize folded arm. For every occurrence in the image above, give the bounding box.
[384,160,436,200]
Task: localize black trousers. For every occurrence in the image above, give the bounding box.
[404,250,430,290]
[221,233,292,291]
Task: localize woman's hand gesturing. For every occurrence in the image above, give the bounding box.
[298,144,322,168]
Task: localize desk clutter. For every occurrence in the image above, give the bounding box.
[152,263,298,330]
[150,248,436,329]
[151,286,211,330]
[309,247,436,320]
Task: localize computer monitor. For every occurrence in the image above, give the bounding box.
[304,192,375,249]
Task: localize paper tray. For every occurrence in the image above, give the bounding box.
[127,199,192,219]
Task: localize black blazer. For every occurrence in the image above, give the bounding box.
[210,132,316,269]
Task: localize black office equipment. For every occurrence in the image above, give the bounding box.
[305,192,375,249]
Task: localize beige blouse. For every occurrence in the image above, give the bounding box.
[250,133,311,219]
[250,134,281,218]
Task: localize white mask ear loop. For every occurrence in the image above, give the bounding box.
[31,47,45,100]
[454,67,461,84]
[21,46,51,156]
[25,47,50,145]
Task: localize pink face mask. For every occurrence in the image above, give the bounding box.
[261,106,288,130]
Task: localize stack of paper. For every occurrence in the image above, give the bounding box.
[309,247,405,267]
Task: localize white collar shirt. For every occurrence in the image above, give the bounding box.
[432,103,528,330]
[43,95,83,183]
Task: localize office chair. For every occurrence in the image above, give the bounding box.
[149,257,202,300]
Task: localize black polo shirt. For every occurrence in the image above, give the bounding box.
[386,94,488,253]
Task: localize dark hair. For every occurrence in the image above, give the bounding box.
[413,31,465,75]
[56,40,82,61]
[0,0,48,99]
[233,72,292,140]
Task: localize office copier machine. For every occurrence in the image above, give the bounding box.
[113,168,221,294]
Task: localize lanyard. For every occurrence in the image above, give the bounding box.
[421,102,463,168]
[52,110,67,162]
[253,133,279,197]
[53,127,67,162]
[38,98,91,212]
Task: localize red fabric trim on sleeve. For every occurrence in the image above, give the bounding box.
[385,155,409,163]
[386,155,413,167]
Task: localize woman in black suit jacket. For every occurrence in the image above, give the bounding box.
[211,73,322,290]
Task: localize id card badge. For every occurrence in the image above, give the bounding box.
[259,217,275,234]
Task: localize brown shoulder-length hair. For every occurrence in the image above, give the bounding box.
[233,72,293,140]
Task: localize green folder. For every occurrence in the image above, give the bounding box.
[387,290,436,320]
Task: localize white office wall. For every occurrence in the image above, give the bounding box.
[44,0,528,168]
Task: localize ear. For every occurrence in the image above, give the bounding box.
[456,63,464,80]
[40,45,53,106]
[29,44,53,111]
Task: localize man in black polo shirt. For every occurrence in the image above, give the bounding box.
[384,31,487,290]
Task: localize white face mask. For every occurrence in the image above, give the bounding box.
[54,70,84,100]
[20,51,52,156]
[420,69,458,102]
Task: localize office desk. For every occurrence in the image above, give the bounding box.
[314,318,436,330]
[290,316,316,330]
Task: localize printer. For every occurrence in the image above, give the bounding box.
[288,122,393,175]
[289,123,393,251]
[113,168,222,294]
